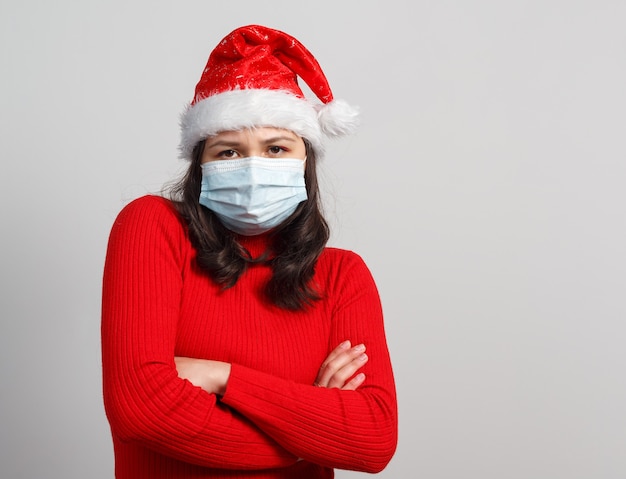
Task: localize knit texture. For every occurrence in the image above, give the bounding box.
[101,195,397,478]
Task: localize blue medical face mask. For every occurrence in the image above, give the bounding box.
[199,157,308,236]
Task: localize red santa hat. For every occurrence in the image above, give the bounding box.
[179,25,359,160]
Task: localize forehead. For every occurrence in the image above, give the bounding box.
[209,127,300,142]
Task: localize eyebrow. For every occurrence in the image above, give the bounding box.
[205,140,241,150]
[205,135,299,150]
[261,135,299,145]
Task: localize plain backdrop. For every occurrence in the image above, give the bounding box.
[1,1,625,478]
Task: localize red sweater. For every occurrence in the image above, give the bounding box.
[101,195,397,478]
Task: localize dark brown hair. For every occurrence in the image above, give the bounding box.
[168,138,329,310]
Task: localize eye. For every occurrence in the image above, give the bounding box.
[218,149,238,159]
[268,146,286,155]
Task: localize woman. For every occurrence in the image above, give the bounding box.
[101,25,397,478]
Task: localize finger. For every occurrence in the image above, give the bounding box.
[319,341,351,370]
[341,373,366,391]
[315,343,365,387]
[326,352,368,389]
[314,341,351,386]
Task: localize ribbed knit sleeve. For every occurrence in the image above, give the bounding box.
[101,196,297,470]
[221,251,398,473]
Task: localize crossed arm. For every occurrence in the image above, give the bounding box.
[102,197,397,472]
[175,339,369,395]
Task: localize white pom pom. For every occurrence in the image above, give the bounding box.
[317,99,360,137]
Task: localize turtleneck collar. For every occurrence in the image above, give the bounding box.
[235,231,275,261]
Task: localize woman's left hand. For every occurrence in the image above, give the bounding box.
[314,340,368,390]
[175,357,231,396]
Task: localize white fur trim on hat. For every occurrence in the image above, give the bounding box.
[179,89,322,160]
[317,99,360,137]
[179,89,359,160]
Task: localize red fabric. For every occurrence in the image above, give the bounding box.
[193,25,334,105]
[101,195,397,478]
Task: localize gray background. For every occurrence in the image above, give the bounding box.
[1,1,625,478]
